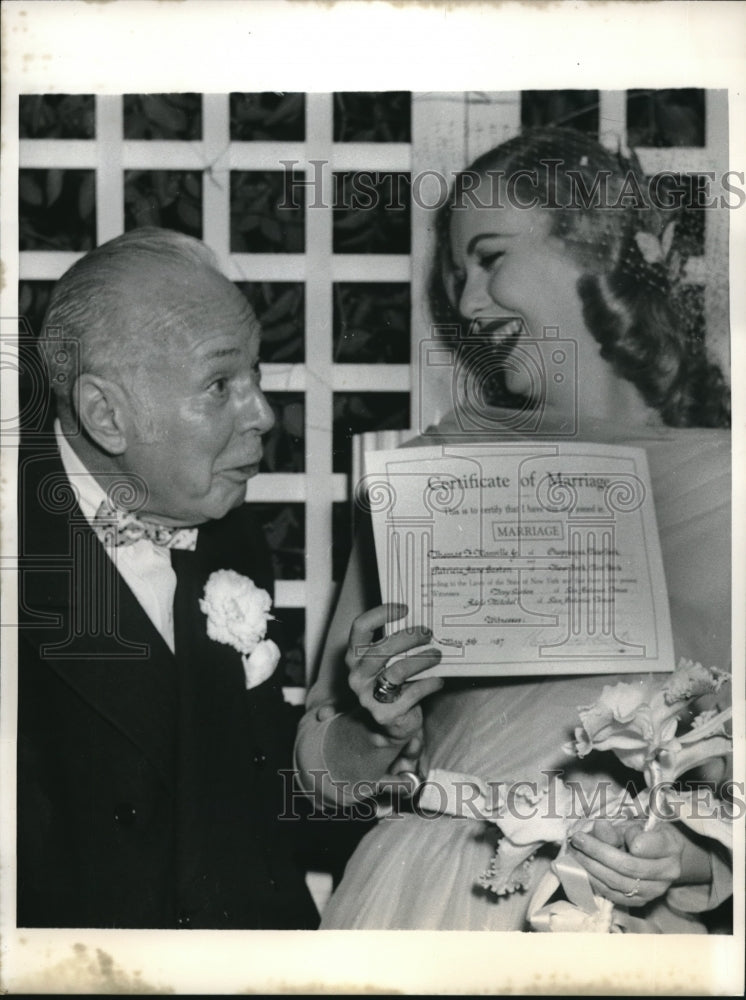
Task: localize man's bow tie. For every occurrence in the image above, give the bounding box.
[92,499,198,551]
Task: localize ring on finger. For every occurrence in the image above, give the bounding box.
[373,670,404,703]
[623,878,641,898]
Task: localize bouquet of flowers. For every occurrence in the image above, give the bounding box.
[200,569,281,689]
[478,658,732,932]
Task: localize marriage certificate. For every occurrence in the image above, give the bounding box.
[363,442,674,677]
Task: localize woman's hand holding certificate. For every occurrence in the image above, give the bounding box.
[346,603,442,744]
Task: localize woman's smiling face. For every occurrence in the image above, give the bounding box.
[448,177,590,402]
[448,180,586,331]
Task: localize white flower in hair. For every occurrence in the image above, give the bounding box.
[200,569,280,689]
[634,219,677,266]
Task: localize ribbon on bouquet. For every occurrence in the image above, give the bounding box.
[411,769,627,930]
[529,854,614,933]
[395,766,651,933]
[528,854,648,933]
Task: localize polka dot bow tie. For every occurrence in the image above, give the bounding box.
[92,499,198,551]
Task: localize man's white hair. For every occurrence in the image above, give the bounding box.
[39,227,226,424]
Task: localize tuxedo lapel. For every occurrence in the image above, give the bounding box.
[171,545,213,883]
[170,532,253,892]
[171,530,249,741]
[19,446,179,787]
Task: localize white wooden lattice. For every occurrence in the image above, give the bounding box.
[19,93,413,698]
[19,89,728,696]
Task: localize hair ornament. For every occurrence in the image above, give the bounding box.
[634,220,676,265]
[633,220,681,289]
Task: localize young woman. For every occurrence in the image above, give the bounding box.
[295,127,732,931]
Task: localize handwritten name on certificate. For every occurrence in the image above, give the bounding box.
[363,442,674,677]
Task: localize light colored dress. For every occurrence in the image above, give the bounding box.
[298,413,731,931]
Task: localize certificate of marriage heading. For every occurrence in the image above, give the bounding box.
[363,442,674,677]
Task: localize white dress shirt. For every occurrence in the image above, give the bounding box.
[55,421,178,653]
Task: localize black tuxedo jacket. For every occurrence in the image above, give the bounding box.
[17,444,318,929]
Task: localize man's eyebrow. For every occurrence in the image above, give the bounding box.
[203,346,241,361]
[466,232,518,255]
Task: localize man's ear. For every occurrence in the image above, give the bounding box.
[74,374,131,455]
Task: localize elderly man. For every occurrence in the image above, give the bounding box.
[17,228,319,929]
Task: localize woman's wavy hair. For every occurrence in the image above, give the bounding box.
[429,126,730,428]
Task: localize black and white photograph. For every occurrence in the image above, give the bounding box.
[1,1,744,994]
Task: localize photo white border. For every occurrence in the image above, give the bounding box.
[1,1,744,994]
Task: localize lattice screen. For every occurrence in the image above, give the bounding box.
[19,89,728,702]
[19,92,413,702]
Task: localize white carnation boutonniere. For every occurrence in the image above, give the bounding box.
[199,569,281,690]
